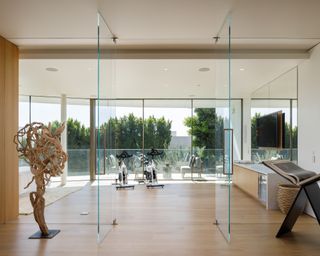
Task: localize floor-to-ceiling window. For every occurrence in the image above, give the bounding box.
[66,98,90,177]
[18,96,244,181]
[144,100,191,180]
[111,100,143,180]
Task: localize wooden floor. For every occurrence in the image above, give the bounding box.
[0,182,319,256]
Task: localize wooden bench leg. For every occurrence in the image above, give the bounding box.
[304,182,320,224]
[276,188,307,237]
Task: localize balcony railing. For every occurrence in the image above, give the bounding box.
[18,147,298,180]
[96,148,225,181]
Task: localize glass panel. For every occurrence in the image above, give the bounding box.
[251,67,298,99]
[192,100,224,182]
[214,15,232,241]
[231,100,242,162]
[192,100,241,182]
[251,99,296,162]
[144,100,191,181]
[66,98,90,178]
[97,12,116,242]
[250,66,298,163]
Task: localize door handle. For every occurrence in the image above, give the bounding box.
[223,128,233,175]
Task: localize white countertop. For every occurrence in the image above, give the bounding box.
[234,163,274,175]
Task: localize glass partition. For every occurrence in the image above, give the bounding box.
[251,99,297,162]
[250,67,298,162]
[192,99,241,182]
[214,15,232,242]
[97,12,116,242]
[251,67,298,99]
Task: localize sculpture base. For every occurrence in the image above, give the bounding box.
[29,229,60,239]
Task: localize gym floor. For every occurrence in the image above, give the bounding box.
[0,183,319,256]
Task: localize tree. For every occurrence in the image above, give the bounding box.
[184,108,224,149]
[101,114,172,150]
[51,118,90,149]
[50,114,172,151]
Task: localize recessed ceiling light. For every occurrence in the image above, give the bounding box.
[163,68,168,72]
[46,67,59,72]
[198,67,210,72]
[239,68,245,71]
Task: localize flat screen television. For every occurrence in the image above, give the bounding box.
[256,111,285,148]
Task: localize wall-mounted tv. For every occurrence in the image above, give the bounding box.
[256,111,285,148]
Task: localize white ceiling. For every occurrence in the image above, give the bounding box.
[19,58,301,98]
[1,0,320,50]
[2,0,314,98]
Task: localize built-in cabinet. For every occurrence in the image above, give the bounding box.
[233,163,289,210]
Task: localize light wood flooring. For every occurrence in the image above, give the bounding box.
[0,182,319,256]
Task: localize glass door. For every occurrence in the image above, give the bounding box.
[214,14,232,241]
[97,12,117,243]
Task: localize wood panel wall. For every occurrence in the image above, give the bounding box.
[0,36,19,223]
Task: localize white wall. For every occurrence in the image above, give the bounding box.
[298,44,320,172]
[298,43,320,217]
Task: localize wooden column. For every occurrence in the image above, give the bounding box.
[0,36,19,223]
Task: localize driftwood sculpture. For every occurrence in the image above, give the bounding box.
[14,122,67,237]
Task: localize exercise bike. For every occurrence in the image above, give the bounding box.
[115,151,135,190]
[145,148,164,189]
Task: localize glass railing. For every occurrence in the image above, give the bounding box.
[67,149,90,176]
[96,148,225,181]
[19,149,90,177]
[251,148,298,163]
[19,147,298,178]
